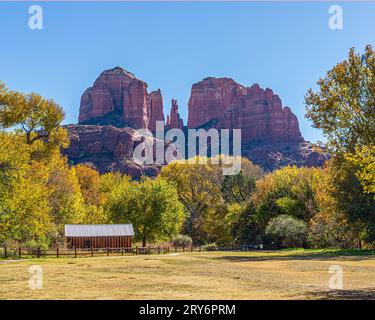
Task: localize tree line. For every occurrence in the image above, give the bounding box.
[0,45,374,249]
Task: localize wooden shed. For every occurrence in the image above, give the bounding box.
[65,224,134,249]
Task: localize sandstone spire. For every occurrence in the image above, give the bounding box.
[166,99,184,129]
[149,89,164,131]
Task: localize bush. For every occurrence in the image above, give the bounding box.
[265,215,308,248]
[308,210,358,249]
[24,239,50,250]
[202,243,218,251]
[172,234,193,248]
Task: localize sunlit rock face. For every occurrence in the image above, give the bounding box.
[66,68,329,177]
[78,67,164,131]
[148,89,165,132]
[187,77,303,144]
[185,77,326,171]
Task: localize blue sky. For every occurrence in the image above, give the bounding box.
[1,2,375,143]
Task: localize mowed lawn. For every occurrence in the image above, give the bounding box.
[0,250,374,300]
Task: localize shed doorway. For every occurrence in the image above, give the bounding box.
[84,239,91,248]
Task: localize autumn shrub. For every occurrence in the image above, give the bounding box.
[266,215,308,248]
[202,243,218,251]
[172,234,193,248]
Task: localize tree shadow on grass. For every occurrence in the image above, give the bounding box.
[303,289,375,300]
[210,251,375,262]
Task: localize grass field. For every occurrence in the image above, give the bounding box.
[0,250,374,300]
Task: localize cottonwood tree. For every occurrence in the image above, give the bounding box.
[253,166,324,225]
[160,156,262,244]
[0,83,85,245]
[108,177,185,246]
[345,145,375,196]
[0,132,47,244]
[160,157,223,243]
[327,157,375,246]
[0,82,67,156]
[305,45,375,153]
[221,170,257,205]
[305,45,375,245]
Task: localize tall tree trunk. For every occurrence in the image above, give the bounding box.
[142,237,147,247]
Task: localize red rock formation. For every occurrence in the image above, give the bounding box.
[79,67,164,130]
[66,70,328,177]
[149,89,164,132]
[63,124,162,178]
[187,77,244,128]
[187,78,303,144]
[166,99,184,129]
[63,123,328,176]
[241,141,329,171]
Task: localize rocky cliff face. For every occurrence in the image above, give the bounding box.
[63,124,162,178]
[241,141,329,171]
[184,77,325,170]
[79,67,164,131]
[65,67,329,176]
[188,77,303,144]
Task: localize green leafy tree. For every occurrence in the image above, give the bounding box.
[100,172,132,201]
[229,202,262,244]
[327,157,375,246]
[161,156,262,244]
[221,170,257,204]
[345,145,375,196]
[253,166,323,225]
[0,137,53,244]
[266,215,308,248]
[305,45,375,245]
[0,132,28,185]
[3,162,53,244]
[160,157,223,243]
[75,164,102,206]
[46,153,86,237]
[108,177,185,246]
[0,83,88,246]
[305,45,375,153]
[74,164,109,224]
[0,82,65,146]
[220,167,263,245]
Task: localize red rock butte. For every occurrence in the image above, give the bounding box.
[79,67,164,130]
[187,77,304,144]
[79,68,303,145]
[65,67,328,174]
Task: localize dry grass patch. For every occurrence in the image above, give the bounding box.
[0,250,374,300]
